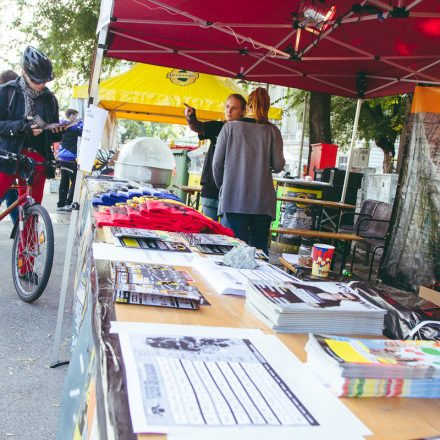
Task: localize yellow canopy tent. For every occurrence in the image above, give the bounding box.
[72,63,282,125]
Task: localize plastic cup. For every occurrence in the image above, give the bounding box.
[311,244,335,277]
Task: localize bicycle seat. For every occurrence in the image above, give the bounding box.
[17,155,36,180]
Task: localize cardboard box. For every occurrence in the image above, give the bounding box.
[419,285,440,307]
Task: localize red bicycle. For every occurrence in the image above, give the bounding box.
[0,151,55,302]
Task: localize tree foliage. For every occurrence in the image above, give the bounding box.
[332,95,410,153]
[13,0,117,83]
[281,88,410,171]
[119,120,186,145]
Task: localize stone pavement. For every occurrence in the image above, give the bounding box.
[0,179,74,440]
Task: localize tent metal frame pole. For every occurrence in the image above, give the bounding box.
[50,23,110,368]
[111,30,237,76]
[297,96,309,178]
[340,98,362,203]
[144,0,290,58]
[243,29,296,76]
[367,59,440,95]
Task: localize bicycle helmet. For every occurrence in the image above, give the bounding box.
[22,46,54,84]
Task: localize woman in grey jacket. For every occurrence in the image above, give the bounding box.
[213,87,285,254]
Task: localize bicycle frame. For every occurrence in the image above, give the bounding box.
[0,182,35,223]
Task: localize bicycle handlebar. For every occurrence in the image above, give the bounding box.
[0,151,61,168]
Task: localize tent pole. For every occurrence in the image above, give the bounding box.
[297,95,309,177]
[50,23,109,367]
[340,98,362,203]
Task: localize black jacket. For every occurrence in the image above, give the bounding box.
[0,78,60,175]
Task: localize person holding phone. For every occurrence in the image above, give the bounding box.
[0,46,64,215]
[184,94,246,222]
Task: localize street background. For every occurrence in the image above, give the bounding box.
[0,181,74,440]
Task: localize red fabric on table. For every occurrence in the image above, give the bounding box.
[94,198,234,236]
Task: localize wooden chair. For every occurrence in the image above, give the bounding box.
[350,202,393,281]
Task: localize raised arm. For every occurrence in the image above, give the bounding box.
[184,105,205,136]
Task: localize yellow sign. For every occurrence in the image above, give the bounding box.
[166,69,199,86]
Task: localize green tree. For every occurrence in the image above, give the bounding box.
[283,89,410,173]
[13,0,117,82]
[119,120,186,145]
[332,95,410,173]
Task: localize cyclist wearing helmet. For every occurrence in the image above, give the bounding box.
[0,46,63,212]
[0,46,63,282]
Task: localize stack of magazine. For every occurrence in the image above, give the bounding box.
[111,227,192,252]
[306,334,440,398]
[113,261,206,310]
[246,278,386,334]
[179,233,243,254]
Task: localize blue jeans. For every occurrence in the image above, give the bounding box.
[201,197,219,221]
[0,189,18,224]
[224,213,272,255]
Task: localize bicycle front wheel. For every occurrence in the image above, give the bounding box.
[12,204,54,303]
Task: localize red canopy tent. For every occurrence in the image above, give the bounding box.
[53,0,440,364]
[99,0,440,98]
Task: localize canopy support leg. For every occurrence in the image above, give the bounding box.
[51,24,109,367]
[340,98,362,203]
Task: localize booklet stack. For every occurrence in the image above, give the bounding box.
[113,262,206,310]
[111,227,192,253]
[306,334,440,397]
[179,233,242,255]
[193,255,294,296]
[246,278,386,334]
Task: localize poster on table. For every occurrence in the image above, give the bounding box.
[111,322,370,438]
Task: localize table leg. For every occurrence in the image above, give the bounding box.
[317,206,324,231]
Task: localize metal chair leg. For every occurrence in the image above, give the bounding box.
[350,245,357,272]
[368,246,381,282]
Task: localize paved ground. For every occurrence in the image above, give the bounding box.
[0,181,74,440]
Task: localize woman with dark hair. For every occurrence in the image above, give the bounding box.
[184,93,246,222]
[213,87,285,255]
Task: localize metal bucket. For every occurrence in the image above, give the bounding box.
[114,161,173,187]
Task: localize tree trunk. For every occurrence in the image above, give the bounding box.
[375,136,395,173]
[396,93,414,174]
[307,92,331,174]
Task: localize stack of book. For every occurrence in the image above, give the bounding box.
[111,227,192,253]
[113,262,206,310]
[246,278,386,334]
[194,255,294,296]
[306,334,440,397]
[179,233,242,255]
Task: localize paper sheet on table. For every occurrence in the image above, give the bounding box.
[92,242,196,266]
[78,105,108,172]
[110,321,264,338]
[282,253,300,265]
[115,323,371,438]
[168,428,366,440]
[192,255,295,296]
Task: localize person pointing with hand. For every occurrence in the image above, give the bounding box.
[184,94,246,223]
